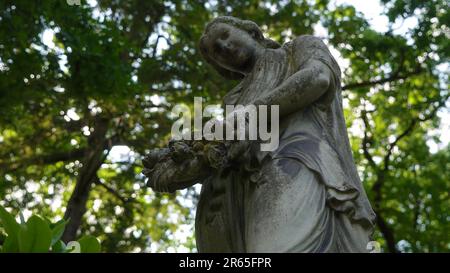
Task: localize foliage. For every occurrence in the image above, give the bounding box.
[0,205,101,253]
[0,0,448,252]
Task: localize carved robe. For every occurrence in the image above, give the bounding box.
[195,35,376,252]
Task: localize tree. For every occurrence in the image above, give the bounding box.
[0,0,448,252]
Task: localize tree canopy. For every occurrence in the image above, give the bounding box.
[0,0,448,252]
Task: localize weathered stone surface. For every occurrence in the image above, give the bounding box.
[143,16,376,253]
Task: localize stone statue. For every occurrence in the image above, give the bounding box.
[142,16,376,252]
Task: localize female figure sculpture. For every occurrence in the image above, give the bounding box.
[143,16,376,253]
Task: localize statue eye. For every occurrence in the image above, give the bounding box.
[219,30,229,40]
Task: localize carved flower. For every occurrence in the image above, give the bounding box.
[169,140,193,163]
[142,148,167,169]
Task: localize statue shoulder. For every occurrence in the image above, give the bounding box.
[283,35,325,69]
[286,35,340,78]
[290,35,327,53]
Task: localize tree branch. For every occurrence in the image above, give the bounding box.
[382,96,448,171]
[0,148,86,172]
[361,109,378,170]
[151,34,163,58]
[94,176,133,204]
[342,68,422,91]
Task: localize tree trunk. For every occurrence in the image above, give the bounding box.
[62,117,109,243]
[375,210,398,253]
[373,172,398,253]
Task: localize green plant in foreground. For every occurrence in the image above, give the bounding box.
[0,206,101,253]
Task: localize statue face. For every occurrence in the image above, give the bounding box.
[204,23,261,74]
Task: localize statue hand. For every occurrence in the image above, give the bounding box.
[144,155,208,193]
[142,141,211,193]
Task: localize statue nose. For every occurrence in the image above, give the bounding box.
[217,40,232,52]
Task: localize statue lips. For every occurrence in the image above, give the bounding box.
[234,48,245,62]
[221,47,251,73]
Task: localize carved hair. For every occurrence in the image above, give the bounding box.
[199,16,280,80]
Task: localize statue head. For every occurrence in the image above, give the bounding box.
[199,16,280,80]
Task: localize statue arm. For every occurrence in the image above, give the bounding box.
[142,141,227,193]
[252,58,333,117]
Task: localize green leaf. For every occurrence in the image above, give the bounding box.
[51,240,66,253]
[18,215,52,253]
[2,235,20,253]
[51,219,67,246]
[78,235,101,253]
[43,216,54,228]
[0,206,20,238]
